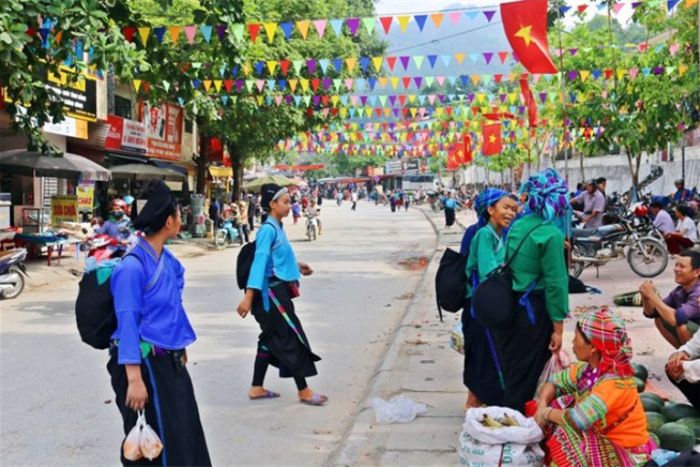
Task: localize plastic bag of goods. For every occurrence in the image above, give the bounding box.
[536,350,572,390]
[459,406,544,466]
[371,395,428,424]
[139,418,163,460]
[122,412,145,461]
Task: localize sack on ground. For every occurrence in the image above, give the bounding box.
[123,410,145,461]
[371,395,428,424]
[536,350,572,390]
[139,413,163,460]
[459,406,544,466]
[450,321,464,354]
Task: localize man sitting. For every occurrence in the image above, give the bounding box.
[649,200,675,235]
[641,250,700,347]
[666,311,700,409]
[572,180,606,229]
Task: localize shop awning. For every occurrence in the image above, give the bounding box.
[110,163,185,181]
[209,166,232,178]
[0,149,111,181]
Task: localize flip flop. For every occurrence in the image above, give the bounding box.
[249,390,281,400]
[299,393,328,406]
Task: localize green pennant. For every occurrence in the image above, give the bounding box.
[245,80,254,92]
[231,24,244,41]
[482,75,492,85]
[333,79,342,91]
[424,76,434,87]
[292,60,304,75]
[362,17,376,34]
[303,95,311,106]
[378,95,387,106]
[413,55,424,70]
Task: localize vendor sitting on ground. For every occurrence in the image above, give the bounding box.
[666,307,700,410]
[535,307,654,466]
[640,250,700,347]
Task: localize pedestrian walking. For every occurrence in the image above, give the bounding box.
[108,180,211,466]
[443,192,458,228]
[351,191,358,211]
[237,184,327,406]
[247,193,257,232]
[463,188,518,409]
[492,168,570,413]
[404,193,410,211]
[292,200,301,224]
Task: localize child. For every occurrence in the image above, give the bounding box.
[292,201,301,224]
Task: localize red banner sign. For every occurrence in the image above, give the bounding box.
[275,164,325,171]
[137,101,183,160]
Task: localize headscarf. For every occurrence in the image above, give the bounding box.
[474,188,509,227]
[519,168,571,234]
[578,307,634,377]
[260,184,288,212]
[134,180,177,235]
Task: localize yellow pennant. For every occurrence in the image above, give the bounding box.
[203,80,212,92]
[169,26,181,43]
[331,95,340,106]
[242,63,252,76]
[372,56,383,72]
[579,70,590,82]
[364,107,373,118]
[508,72,518,82]
[410,108,418,117]
[408,95,417,104]
[378,76,388,88]
[617,68,626,80]
[296,20,310,39]
[679,64,689,75]
[471,75,480,85]
[256,95,264,106]
[214,80,222,92]
[138,27,151,46]
[339,108,348,118]
[390,77,400,89]
[289,79,298,92]
[267,60,277,75]
[454,53,465,64]
[133,79,142,91]
[435,107,444,117]
[397,16,411,32]
[263,22,277,43]
[345,57,357,73]
[300,79,309,92]
[686,0,697,6]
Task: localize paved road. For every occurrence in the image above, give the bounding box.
[0,201,436,466]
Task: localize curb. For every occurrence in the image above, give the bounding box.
[328,208,443,466]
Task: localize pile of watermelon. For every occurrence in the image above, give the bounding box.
[635,363,700,452]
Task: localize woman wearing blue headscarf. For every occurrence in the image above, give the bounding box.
[463,188,519,409]
[492,168,571,413]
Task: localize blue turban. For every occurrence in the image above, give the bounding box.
[474,188,509,226]
[519,168,571,233]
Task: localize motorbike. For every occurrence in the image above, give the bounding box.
[305,214,318,241]
[214,220,243,249]
[86,234,125,262]
[0,248,28,300]
[569,214,669,279]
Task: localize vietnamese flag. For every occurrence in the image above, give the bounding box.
[500,0,557,74]
[519,77,538,127]
[482,123,502,156]
[462,134,473,164]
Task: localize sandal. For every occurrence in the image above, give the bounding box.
[299,393,328,406]
[249,390,281,400]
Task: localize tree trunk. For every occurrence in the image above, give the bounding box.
[625,146,640,197]
[228,142,244,202]
[578,147,585,181]
[196,119,209,195]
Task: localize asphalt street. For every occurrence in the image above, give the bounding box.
[0,200,436,466]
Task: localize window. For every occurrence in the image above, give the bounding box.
[185,118,193,133]
[114,95,132,119]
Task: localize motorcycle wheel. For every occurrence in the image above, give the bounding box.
[214,230,228,249]
[306,226,313,242]
[569,245,585,279]
[1,267,25,300]
[627,237,669,278]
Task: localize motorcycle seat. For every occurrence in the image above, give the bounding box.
[573,228,597,238]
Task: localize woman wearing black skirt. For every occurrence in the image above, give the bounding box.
[237,184,327,406]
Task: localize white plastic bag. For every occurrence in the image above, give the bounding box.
[450,321,465,354]
[459,406,544,466]
[123,411,145,461]
[537,350,572,390]
[371,395,428,424]
[139,413,163,461]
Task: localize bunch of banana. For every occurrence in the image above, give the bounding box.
[501,413,520,427]
[479,413,520,429]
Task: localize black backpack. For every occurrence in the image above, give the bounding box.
[236,221,277,290]
[472,224,543,328]
[75,253,163,349]
[435,248,468,321]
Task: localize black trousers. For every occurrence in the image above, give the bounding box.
[668,371,700,411]
[107,350,211,466]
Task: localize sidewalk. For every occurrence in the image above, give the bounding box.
[331,208,469,466]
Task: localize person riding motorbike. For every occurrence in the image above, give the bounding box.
[305,200,322,235]
[94,199,132,244]
[673,179,693,203]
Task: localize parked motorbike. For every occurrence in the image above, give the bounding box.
[214,220,243,249]
[0,248,28,300]
[569,215,669,279]
[305,214,318,241]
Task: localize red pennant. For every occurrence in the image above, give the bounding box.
[604,68,613,79]
[224,80,233,92]
[321,95,330,106]
[402,108,409,117]
[26,26,36,37]
[379,17,393,34]
[398,95,407,105]
[248,23,261,43]
[402,77,411,89]
[311,78,321,92]
[122,26,137,42]
[306,107,314,117]
[500,0,557,74]
[279,59,290,76]
[386,56,397,71]
[577,4,588,13]
[494,74,503,83]
[498,51,509,64]
[374,108,382,117]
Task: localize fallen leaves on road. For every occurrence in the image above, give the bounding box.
[405,339,428,345]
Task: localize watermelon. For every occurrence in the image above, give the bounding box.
[642,398,664,414]
[646,412,666,434]
[633,377,646,393]
[658,422,696,451]
[633,363,649,383]
[661,403,699,422]
[640,393,664,406]
[676,417,700,438]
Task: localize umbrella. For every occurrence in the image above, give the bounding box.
[242,174,298,192]
[110,163,185,181]
[0,149,111,181]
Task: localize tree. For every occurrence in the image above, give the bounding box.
[1,0,147,154]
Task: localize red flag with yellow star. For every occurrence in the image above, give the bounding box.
[482,123,502,156]
[500,0,557,74]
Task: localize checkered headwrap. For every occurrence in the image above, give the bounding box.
[578,307,634,377]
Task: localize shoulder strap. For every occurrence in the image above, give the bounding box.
[503,223,544,268]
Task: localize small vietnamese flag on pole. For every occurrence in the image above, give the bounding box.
[482,123,502,156]
[500,0,557,74]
